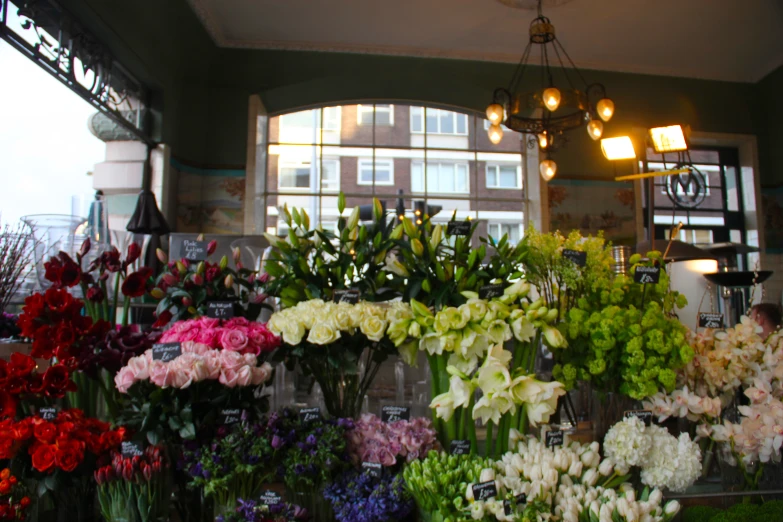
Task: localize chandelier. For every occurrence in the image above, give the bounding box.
[485,0,615,181]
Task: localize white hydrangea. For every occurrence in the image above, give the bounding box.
[639,426,701,493]
[604,416,651,469]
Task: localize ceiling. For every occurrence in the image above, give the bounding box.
[187,0,783,83]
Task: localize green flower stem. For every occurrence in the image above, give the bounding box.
[427,352,445,443]
[122,296,130,327]
[437,353,457,444]
[485,420,494,457]
[112,272,122,328]
[467,395,478,454]
[517,405,528,435]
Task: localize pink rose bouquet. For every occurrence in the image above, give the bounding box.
[345,414,440,467]
[159,317,280,356]
[114,341,273,393]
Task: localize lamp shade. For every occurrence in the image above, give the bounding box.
[126,189,170,235]
[649,125,688,153]
[601,136,636,160]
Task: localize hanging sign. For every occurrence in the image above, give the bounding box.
[624,409,654,427]
[634,266,661,285]
[381,406,410,423]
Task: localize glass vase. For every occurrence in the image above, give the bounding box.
[21,214,86,292]
[286,485,334,522]
[590,389,637,443]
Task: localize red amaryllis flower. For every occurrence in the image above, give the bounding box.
[125,242,142,267]
[41,366,76,398]
[8,353,35,378]
[43,288,76,315]
[86,287,104,303]
[30,334,54,360]
[101,248,122,273]
[44,253,81,288]
[31,443,56,472]
[121,268,153,298]
[152,310,173,329]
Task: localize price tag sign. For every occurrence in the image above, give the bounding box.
[362,461,383,479]
[207,301,234,319]
[218,408,242,426]
[152,342,182,362]
[545,429,564,448]
[121,441,144,458]
[333,289,360,304]
[299,407,322,423]
[634,266,661,285]
[381,406,410,423]
[624,409,654,427]
[472,481,498,502]
[182,240,208,262]
[699,313,724,329]
[39,407,57,421]
[516,493,527,505]
[479,283,506,300]
[447,221,472,236]
[562,249,587,267]
[259,490,282,508]
[505,493,527,514]
[450,440,471,455]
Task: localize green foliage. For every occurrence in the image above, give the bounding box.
[682,505,721,522]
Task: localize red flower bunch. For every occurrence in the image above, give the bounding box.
[94,445,167,485]
[0,353,77,419]
[0,409,125,474]
[43,252,82,289]
[0,468,30,521]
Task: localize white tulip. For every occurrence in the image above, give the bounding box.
[598,458,615,476]
[648,489,662,506]
[664,500,680,515]
[567,460,583,477]
[581,450,596,467]
[582,468,598,487]
[465,483,474,502]
[625,490,636,502]
[480,468,496,483]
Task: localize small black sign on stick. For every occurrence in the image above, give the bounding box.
[479,284,506,300]
[299,407,322,423]
[450,440,471,455]
[182,240,208,262]
[447,221,472,236]
[545,429,564,448]
[39,407,57,421]
[698,313,724,329]
[259,490,282,507]
[472,481,498,502]
[152,342,182,362]
[207,301,234,319]
[562,249,587,267]
[362,461,383,479]
[624,409,654,427]
[121,441,144,458]
[218,408,242,426]
[634,266,661,285]
[333,289,360,304]
[381,406,410,423]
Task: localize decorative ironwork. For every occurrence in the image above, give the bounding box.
[664,165,708,209]
[0,0,153,144]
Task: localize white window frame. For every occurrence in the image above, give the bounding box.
[411,161,470,194]
[487,223,523,244]
[323,107,341,131]
[357,104,394,126]
[486,164,522,189]
[278,158,340,192]
[410,107,468,135]
[358,158,394,186]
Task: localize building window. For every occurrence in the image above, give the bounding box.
[280,108,341,132]
[666,228,713,244]
[358,159,394,185]
[357,104,393,126]
[488,223,522,244]
[486,164,521,189]
[323,107,341,131]
[411,107,468,135]
[411,162,469,194]
[279,159,339,191]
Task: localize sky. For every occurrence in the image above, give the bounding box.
[0,39,104,226]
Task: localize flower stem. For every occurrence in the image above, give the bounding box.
[122,296,130,327]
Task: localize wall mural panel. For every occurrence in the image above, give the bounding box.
[173,160,246,234]
[548,179,637,245]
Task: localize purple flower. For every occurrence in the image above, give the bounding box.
[271,434,284,449]
[306,434,317,445]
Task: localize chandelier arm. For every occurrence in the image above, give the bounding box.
[507,41,534,93]
[550,37,577,91]
[553,37,590,89]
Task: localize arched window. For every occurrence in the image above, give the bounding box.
[263,103,529,244]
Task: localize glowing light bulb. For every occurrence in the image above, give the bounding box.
[597,98,615,122]
[538,132,552,150]
[539,159,557,181]
[587,120,603,140]
[486,103,504,124]
[543,87,561,111]
[488,124,503,144]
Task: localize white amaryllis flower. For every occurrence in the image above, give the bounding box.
[447,352,479,375]
[472,393,513,424]
[420,332,443,355]
[449,374,473,409]
[477,360,512,396]
[510,315,536,342]
[430,392,455,421]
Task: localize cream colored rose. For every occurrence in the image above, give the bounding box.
[306,322,341,345]
[281,320,306,346]
[360,315,387,342]
[332,304,358,331]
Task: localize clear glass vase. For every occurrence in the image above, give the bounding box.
[590,390,637,443]
[21,214,86,292]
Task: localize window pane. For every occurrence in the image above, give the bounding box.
[456,165,468,193]
[376,162,392,183]
[499,166,517,188]
[322,160,339,191]
[411,107,423,133]
[440,164,455,192]
[280,165,311,189]
[487,167,498,187]
[456,114,467,134]
[426,109,438,133]
[412,163,423,192]
[440,111,454,134]
[376,108,392,126]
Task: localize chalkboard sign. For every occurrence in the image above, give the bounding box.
[634,266,661,285]
[182,240,208,262]
[504,500,513,516]
[516,493,527,505]
[152,342,182,362]
[362,461,383,479]
[545,429,564,448]
[699,313,724,329]
[624,409,653,427]
[334,289,360,304]
[299,407,322,423]
[562,249,587,267]
[218,408,242,426]
[381,406,410,423]
[259,490,282,507]
[450,440,471,455]
[39,407,57,421]
[503,494,527,514]
[207,301,234,319]
[121,441,144,458]
[479,284,506,300]
[472,481,498,502]
[447,221,472,236]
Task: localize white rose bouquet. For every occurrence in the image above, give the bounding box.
[268,298,401,418]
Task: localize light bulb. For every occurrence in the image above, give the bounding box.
[486,103,504,124]
[488,124,503,144]
[587,120,603,140]
[597,98,615,122]
[538,132,552,150]
[543,87,561,111]
[539,159,557,181]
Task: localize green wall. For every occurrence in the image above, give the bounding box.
[60,0,780,184]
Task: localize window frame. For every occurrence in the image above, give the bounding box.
[278,158,340,192]
[357,104,394,126]
[410,107,469,136]
[411,161,470,194]
[357,158,395,186]
[487,222,523,244]
[486,164,522,190]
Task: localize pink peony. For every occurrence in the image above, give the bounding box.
[219,368,240,388]
[220,328,249,353]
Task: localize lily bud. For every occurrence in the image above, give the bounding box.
[402,217,418,239]
[232,246,241,266]
[219,255,228,270]
[149,288,165,300]
[410,299,433,318]
[389,224,403,240]
[79,237,91,258]
[429,224,443,249]
[196,233,204,241]
[196,261,205,274]
[411,238,424,257]
[543,326,567,349]
[191,274,204,286]
[207,240,217,256]
[372,198,383,222]
[156,248,168,264]
[126,242,142,265]
[225,274,234,288]
[176,261,187,274]
[346,206,360,231]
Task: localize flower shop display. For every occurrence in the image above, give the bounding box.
[216,497,307,522]
[0,352,76,418]
[183,415,275,518]
[345,414,440,467]
[94,445,169,522]
[150,241,271,326]
[0,468,31,521]
[158,317,279,357]
[0,223,34,318]
[323,470,415,522]
[267,300,401,419]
